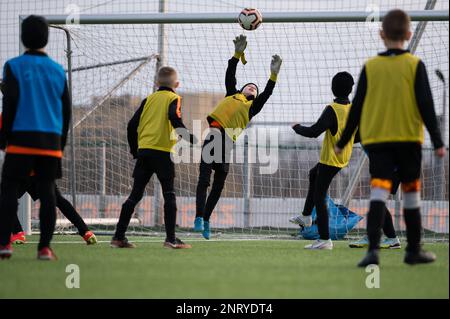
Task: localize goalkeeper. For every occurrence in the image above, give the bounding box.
[290,71,357,250]
[193,35,282,239]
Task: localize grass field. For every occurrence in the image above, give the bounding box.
[0,235,448,299]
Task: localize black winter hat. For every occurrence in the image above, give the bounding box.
[332,71,354,98]
[240,82,259,100]
[21,15,49,50]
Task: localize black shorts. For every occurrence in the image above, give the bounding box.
[200,129,232,174]
[1,153,62,181]
[367,143,421,184]
[133,149,175,181]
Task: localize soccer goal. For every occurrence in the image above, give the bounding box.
[14,4,449,241]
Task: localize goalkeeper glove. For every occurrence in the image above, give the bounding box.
[233,34,248,65]
[270,54,282,75]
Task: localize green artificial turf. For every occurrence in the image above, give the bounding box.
[0,235,448,299]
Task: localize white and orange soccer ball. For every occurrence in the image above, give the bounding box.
[238,8,262,31]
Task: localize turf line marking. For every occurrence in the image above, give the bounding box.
[25,238,296,244]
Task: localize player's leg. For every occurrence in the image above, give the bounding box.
[0,154,33,259]
[0,177,21,258]
[10,179,37,245]
[10,213,26,244]
[10,178,27,243]
[53,185,96,244]
[380,208,401,249]
[350,169,401,249]
[112,158,151,248]
[357,148,394,267]
[289,163,318,227]
[35,178,57,260]
[202,129,230,239]
[202,165,228,240]
[304,163,340,250]
[34,156,61,260]
[157,156,191,249]
[380,170,401,248]
[350,207,400,249]
[195,158,213,232]
[397,144,435,265]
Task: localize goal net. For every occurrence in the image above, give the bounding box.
[0,0,448,241]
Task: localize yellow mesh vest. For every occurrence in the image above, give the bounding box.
[360,53,424,145]
[319,102,356,168]
[208,93,252,141]
[137,90,180,153]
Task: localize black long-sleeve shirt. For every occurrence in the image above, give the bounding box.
[127,87,195,158]
[337,49,444,150]
[292,97,360,143]
[216,56,275,122]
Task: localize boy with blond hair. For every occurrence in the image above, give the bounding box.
[112,66,195,249]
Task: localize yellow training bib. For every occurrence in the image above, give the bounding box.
[208,93,252,141]
[360,53,424,145]
[320,102,356,168]
[137,90,180,153]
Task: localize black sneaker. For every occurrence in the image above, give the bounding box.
[357,250,379,268]
[111,237,136,248]
[164,237,192,249]
[404,250,436,265]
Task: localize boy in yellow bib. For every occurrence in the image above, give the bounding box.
[336,10,445,266]
[291,72,357,250]
[111,66,196,249]
[194,35,282,239]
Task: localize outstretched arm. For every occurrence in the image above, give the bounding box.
[249,55,282,120]
[292,106,337,138]
[225,57,239,97]
[226,35,247,97]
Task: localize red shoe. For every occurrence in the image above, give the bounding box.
[37,247,58,261]
[82,231,97,245]
[10,231,26,245]
[0,243,13,259]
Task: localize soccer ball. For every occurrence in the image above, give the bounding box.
[238,8,262,31]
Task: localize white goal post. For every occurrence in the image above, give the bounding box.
[17,9,448,240]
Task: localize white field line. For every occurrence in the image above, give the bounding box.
[25,238,297,244]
